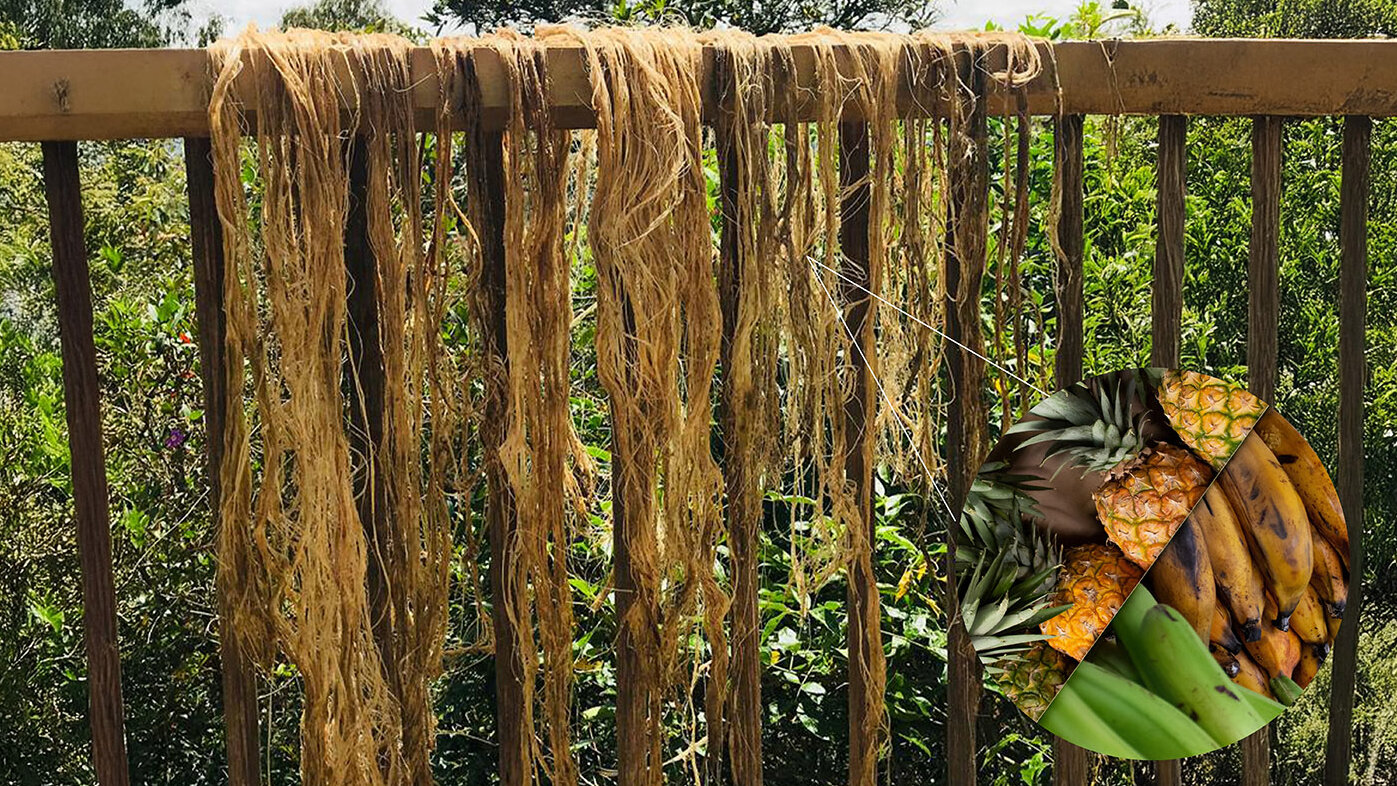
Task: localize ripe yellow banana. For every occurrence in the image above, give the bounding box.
[1146,517,1215,640]
[1193,484,1265,641]
[1245,613,1301,680]
[1295,642,1325,689]
[1211,603,1243,654]
[1218,434,1313,629]
[1310,532,1349,618]
[1254,409,1349,563]
[1327,616,1342,643]
[1289,585,1328,646]
[1211,643,1241,677]
[1233,649,1275,699]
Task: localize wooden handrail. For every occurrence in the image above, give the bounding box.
[5,38,1397,141]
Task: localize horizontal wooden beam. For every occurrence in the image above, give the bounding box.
[4,38,1397,141]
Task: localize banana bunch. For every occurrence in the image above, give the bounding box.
[1144,409,1349,703]
[1040,585,1286,759]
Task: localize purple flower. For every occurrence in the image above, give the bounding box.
[164,428,187,450]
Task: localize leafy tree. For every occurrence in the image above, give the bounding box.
[1193,0,1397,37]
[281,0,420,36]
[0,0,192,48]
[426,0,939,38]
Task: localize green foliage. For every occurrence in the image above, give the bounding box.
[281,0,423,36]
[1193,0,1397,37]
[426,0,938,38]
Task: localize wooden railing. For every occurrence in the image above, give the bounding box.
[1,38,1373,786]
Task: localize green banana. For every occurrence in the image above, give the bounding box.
[1239,683,1287,723]
[1039,679,1143,760]
[1271,674,1304,706]
[1114,590,1266,748]
[1069,659,1218,759]
[1091,638,1144,685]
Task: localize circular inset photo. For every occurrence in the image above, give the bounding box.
[959,368,1350,760]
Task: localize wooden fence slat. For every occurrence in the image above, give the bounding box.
[945,66,990,786]
[42,140,131,786]
[26,41,1397,141]
[839,120,881,786]
[184,136,260,786]
[468,125,529,786]
[1152,115,1186,371]
[1052,114,1085,391]
[1149,114,1186,786]
[1326,114,1369,786]
[714,57,762,786]
[1050,113,1091,785]
[1240,114,1283,786]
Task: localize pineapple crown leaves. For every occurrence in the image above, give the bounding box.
[958,550,1067,661]
[1005,371,1150,477]
[956,460,1049,553]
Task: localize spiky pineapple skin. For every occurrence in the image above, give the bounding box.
[996,641,1072,721]
[1041,543,1143,661]
[1095,443,1213,568]
[1157,369,1267,469]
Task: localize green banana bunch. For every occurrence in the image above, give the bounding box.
[1114,585,1268,748]
[1041,585,1285,759]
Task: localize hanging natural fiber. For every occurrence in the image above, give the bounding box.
[209,28,453,786]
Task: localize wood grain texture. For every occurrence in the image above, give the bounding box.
[1326,114,1369,786]
[945,69,990,786]
[185,136,260,786]
[1050,113,1091,785]
[1240,115,1282,786]
[1248,116,1282,404]
[470,127,529,786]
[839,120,882,786]
[19,41,1397,140]
[714,58,762,786]
[42,140,130,786]
[1152,115,1186,370]
[1052,113,1085,391]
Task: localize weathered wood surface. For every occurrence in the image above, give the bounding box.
[16,40,1397,140]
[1152,115,1186,371]
[714,57,763,786]
[42,140,131,786]
[469,126,529,786]
[839,120,881,786]
[1240,114,1283,786]
[1049,112,1091,786]
[944,67,990,786]
[1326,114,1368,786]
[185,136,260,786]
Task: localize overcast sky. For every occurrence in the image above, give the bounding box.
[203,0,1193,35]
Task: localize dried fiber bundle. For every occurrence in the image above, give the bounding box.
[209,28,453,786]
[536,25,724,784]
[433,31,595,786]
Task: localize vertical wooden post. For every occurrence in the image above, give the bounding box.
[470,125,529,786]
[1240,114,1283,786]
[1325,115,1369,786]
[1150,115,1187,786]
[944,65,990,786]
[42,140,131,786]
[1050,113,1092,785]
[715,55,762,786]
[185,136,260,786]
[1152,115,1187,372]
[839,119,882,786]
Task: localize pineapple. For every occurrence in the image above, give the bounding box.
[957,463,1070,720]
[1009,371,1214,568]
[1040,542,1143,661]
[1155,368,1267,469]
[991,641,1072,721]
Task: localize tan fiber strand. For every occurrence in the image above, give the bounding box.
[209,28,453,786]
